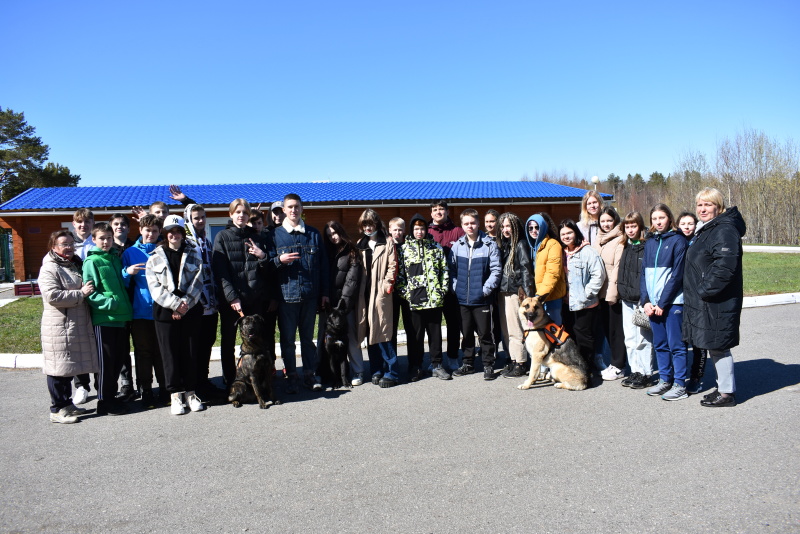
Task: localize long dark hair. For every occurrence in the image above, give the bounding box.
[558,218,585,248]
[324,221,361,265]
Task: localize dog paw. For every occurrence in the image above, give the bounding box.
[232,401,242,408]
[273,399,282,405]
[517,384,531,390]
[259,403,269,409]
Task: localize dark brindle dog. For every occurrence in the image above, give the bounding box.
[516,288,589,391]
[228,314,281,408]
[322,300,351,389]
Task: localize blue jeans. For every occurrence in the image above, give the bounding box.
[543,299,562,326]
[367,341,399,381]
[278,301,318,375]
[650,304,688,385]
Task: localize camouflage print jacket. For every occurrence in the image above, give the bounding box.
[397,237,449,310]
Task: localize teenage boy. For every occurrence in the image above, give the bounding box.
[388,217,412,360]
[269,193,329,393]
[182,203,222,399]
[72,208,95,261]
[121,214,166,408]
[448,209,501,380]
[398,215,451,381]
[83,223,134,415]
[109,213,135,252]
[70,208,95,404]
[131,201,170,223]
[108,212,137,401]
[428,200,465,364]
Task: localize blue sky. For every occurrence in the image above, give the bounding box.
[5,0,799,187]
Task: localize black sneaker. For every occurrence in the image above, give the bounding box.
[702,389,721,401]
[701,392,736,407]
[409,367,424,382]
[96,400,128,416]
[621,372,642,388]
[483,366,496,380]
[452,364,475,377]
[141,389,156,409]
[630,374,652,390]
[371,373,383,385]
[116,384,137,402]
[378,377,397,388]
[502,362,525,378]
[499,361,514,375]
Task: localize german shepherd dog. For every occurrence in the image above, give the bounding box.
[516,288,588,391]
[321,300,351,389]
[228,314,281,408]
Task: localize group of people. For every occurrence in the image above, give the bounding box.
[40,185,746,423]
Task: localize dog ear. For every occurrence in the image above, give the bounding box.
[517,286,527,302]
[235,315,245,328]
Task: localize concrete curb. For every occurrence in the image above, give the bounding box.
[1,297,795,370]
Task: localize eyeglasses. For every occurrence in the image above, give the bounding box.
[528,225,538,231]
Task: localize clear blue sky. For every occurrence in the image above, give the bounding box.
[5,0,799,187]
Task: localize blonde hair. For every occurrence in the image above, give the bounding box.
[228,198,251,216]
[695,187,726,214]
[579,190,604,225]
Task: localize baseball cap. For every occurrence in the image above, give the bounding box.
[162,215,185,231]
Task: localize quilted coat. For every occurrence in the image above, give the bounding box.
[39,252,99,377]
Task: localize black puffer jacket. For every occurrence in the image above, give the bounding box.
[682,207,746,351]
[212,221,272,308]
[498,237,534,295]
[617,240,646,303]
[329,244,362,312]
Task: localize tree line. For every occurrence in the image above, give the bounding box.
[526,128,800,245]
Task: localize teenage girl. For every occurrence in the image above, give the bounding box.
[616,212,655,389]
[677,211,707,394]
[594,207,626,381]
[577,190,603,247]
[641,204,689,401]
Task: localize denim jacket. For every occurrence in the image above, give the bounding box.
[564,243,606,311]
[269,221,329,304]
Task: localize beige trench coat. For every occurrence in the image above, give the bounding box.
[593,225,625,304]
[357,239,397,345]
[39,252,99,377]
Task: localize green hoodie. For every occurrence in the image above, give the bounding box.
[83,247,133,327]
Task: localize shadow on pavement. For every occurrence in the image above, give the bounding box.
[733,358,800,402]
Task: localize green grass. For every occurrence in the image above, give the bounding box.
[0,297,43,353]
[1,254,793,354]
[743,252,800,296]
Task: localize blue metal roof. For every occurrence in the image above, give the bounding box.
[0,181,611,211]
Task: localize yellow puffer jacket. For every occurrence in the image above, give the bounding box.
[534,236,566,302]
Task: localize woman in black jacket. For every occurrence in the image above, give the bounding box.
[682,188,746,407]
[496,212,535,378]
[318,221,365,386]
[212,198,272,386]
[616,211,655,389]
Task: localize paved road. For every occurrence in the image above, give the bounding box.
[1,304,799,533]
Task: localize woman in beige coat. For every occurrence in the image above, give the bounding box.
[39,230,98,423]
[355,209,399,388]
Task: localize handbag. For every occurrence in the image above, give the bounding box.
[632,305,652,330]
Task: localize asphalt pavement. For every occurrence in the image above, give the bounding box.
[1,304,799,533]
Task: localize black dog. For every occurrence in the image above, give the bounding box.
[321,300,351,389]
[228,314,281,408]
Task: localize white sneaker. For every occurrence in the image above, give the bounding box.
[601,365,624,381]
[170,393,187,415]
[351,373,364,387]
[185,391,205,412]
[72,386,89,405]
[50,407,78,424]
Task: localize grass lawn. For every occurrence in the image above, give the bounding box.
[1,252,795,354]
[742,252,800,296]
